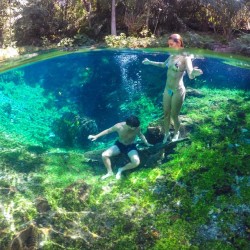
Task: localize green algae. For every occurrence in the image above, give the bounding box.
[1,86,249,248]
[120,94,161,130]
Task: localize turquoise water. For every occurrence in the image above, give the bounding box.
[0,49,249,249]
[0,50,249,149]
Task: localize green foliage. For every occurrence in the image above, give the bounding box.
[229,34,250,56]
[105,33,157,48]
[153,220,195,250]
[57,37,74,48]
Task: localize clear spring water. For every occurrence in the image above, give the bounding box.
[0,49,249,148]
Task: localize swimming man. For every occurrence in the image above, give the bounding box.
[88,115,152,180]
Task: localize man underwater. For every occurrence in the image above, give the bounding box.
[88,115,152,179]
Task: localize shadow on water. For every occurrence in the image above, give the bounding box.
[0,49,249,149]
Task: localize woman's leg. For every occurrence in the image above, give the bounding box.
[163,91,172,143]
[171,88,185,140]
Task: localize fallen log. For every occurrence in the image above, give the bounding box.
[83,138,190,171]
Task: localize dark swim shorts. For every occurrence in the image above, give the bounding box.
[115,140,137,155]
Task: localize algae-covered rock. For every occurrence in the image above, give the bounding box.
[60,179,90,211]
[52,112,98,147]
[35,197,51,213]
[10,224,38,250]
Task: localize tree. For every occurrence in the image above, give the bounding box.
[0,0,21,47]
[201,0,249,40]
[111,0,117,35]
[14,0,59,46]
[0,0,9,46]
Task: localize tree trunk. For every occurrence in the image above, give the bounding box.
[111,0,117,35]
[145,5,150,29]
[82,0,92,28]
[83,138,190,171]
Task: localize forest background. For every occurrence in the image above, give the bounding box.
[0,0,249,57]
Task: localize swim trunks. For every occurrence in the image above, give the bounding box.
[115,141,137,155]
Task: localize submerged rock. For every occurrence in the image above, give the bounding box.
[146,126,164,144]
[186,87,205,98]
[10,224,38,250]
[60,179,90,210]
[35,197,51,213]
[52,112,98,147]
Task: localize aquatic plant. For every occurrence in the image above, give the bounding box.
[52,112,98,148]
[120,94,161,130]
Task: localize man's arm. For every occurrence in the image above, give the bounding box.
[138,130,152,146]
[88,125,117,141]
[185,56,203,79]
[142,58,168,68]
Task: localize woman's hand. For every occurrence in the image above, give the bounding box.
[88,135,97,141]
[192,67,203,77]
[142,58,150,65]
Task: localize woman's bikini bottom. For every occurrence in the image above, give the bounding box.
[164,86,185,97]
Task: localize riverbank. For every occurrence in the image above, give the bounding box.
[1,32,249,62]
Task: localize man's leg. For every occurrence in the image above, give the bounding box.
[101,145,120,180]
[116,150,140,179]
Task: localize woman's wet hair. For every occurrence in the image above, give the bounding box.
[168,34,184,48]
[126,115,140,128]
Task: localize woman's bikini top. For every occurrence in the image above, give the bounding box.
[166,55,185,73]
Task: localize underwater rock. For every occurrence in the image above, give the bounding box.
[236,111,246,119]
[26,145,47,155]
[136,225,160,249]
[10,224,38,250]
[52,112,98,147]
[35,197,51,213]
[1,102,12,116]
[179,115,196,133]
[146,126,164,144]
[213,184,232,196]
[227,99,239,105]
[146,119,193,144]
[186,87,205,98]
[61,179,90,210]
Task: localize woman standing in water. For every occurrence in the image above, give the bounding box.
[143,34,203,143]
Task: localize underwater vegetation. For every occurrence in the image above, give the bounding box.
[0,50,249,249]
